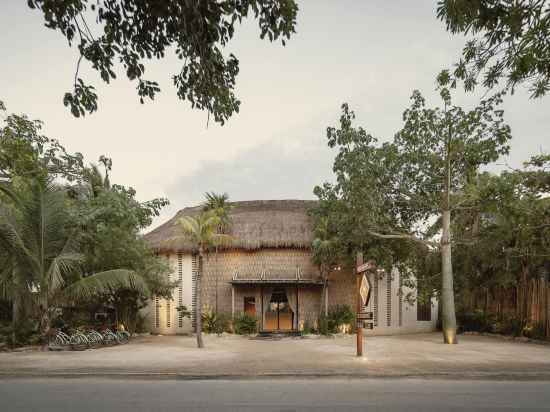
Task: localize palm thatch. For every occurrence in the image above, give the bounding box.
[145,200,318,253]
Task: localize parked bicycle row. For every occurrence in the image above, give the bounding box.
[49,328,130,350]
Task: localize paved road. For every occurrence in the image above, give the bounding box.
[1,378,549,411]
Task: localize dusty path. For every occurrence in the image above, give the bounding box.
[1,333,550,379]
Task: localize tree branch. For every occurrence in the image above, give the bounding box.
[366,230,438,248]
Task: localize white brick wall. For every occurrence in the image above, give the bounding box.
[150,253,194,335]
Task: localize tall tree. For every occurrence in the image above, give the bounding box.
[437,0,550,97]
[70,161,172,333]
[175,211,231,348]
[0,100,84,183]
[27,0,298,124]
[0,178,148,340]
[452,155,550,319]
[315,88,511,344]
[311,216,339,317]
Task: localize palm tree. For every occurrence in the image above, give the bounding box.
[175,211,231,348]
[202,192,233,234]
[311,216,338,318]
[0,178,148,341]
[202,192,233,312]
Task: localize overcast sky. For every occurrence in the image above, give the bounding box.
[1,1,548,230]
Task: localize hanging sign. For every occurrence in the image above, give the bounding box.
[359,274,372,307]
[356,311,374,321]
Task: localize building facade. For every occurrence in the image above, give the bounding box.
[144,200,438,335]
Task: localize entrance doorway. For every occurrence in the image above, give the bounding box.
[265,288,294,331]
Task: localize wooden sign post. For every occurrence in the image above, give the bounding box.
[356,252,373,357]
[356,269,364,357]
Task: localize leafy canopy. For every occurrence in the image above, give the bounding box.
[452,155,550,293]
[312,88,512,290]
[437,0,550,97]
[28,0,298,124]
[0,101,84,182]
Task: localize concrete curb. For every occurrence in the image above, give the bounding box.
[2,371,550,381]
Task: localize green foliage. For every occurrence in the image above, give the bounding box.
[0,320,42,347]
[437,0,550,98]
[232,312,257,335]
[457,310,496,333]
[326,305,355,334]
[498,317,525,338]
[313,88,512,292]
[301,319,313,335]
[202,310,230,335]
[0,101,172,339]
[202,192,233,234]
[318,314,330,335]
[452,156,550,295]
[176,305,192,319]
[28,0,298,123]
[522,322,547,340]
[0,102,84,182]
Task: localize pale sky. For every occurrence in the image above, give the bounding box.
[1,1,548,230]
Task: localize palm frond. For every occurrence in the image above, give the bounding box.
[46,251,84,295]
[62,269,149,303]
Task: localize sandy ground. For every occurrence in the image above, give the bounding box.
[1,333,550,378]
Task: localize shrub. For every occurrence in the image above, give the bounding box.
[135,312,149,334]
[327,305,355,334]
[301,319,313,335]
[318,314,330,335]
[496,316,524,337]
[0,320,42,347]
[523,322,546,340]
[458,310,496,333]
[233,312,257,335]
[202,310,230,335]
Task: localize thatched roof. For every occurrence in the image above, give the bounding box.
[144,199,318,253]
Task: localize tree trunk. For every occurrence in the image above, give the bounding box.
[195,253,205,348]
[441,209,458,344]
[11,298,19,347]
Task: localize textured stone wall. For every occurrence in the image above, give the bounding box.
[198,249,356,329]
[201,248,321,315]
[327,268,356,310]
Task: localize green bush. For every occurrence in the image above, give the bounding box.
[318,314,330,335]
[316,305,355,335]
[523,322,546,340]
[202,310,230,335]
[233,312,257,335]
[301,319,313,335]
[0,320,42,347]
[496,316,524,337]
[458,310,496,333]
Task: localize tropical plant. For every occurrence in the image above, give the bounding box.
[327,305,355,334]
[0,100,84,183]
[68,159,172,334]
[202,192,233,313]
[232,312,257,335]
[174,210,232,348]
[314,86,512,344]
[203,192,233,234]
[202,309,230,335]
[437,0,550,98]
[311,216,339,317]
[27,0,298,123]
[0,178,149,342]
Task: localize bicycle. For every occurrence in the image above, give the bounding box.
[115,330,130,344]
